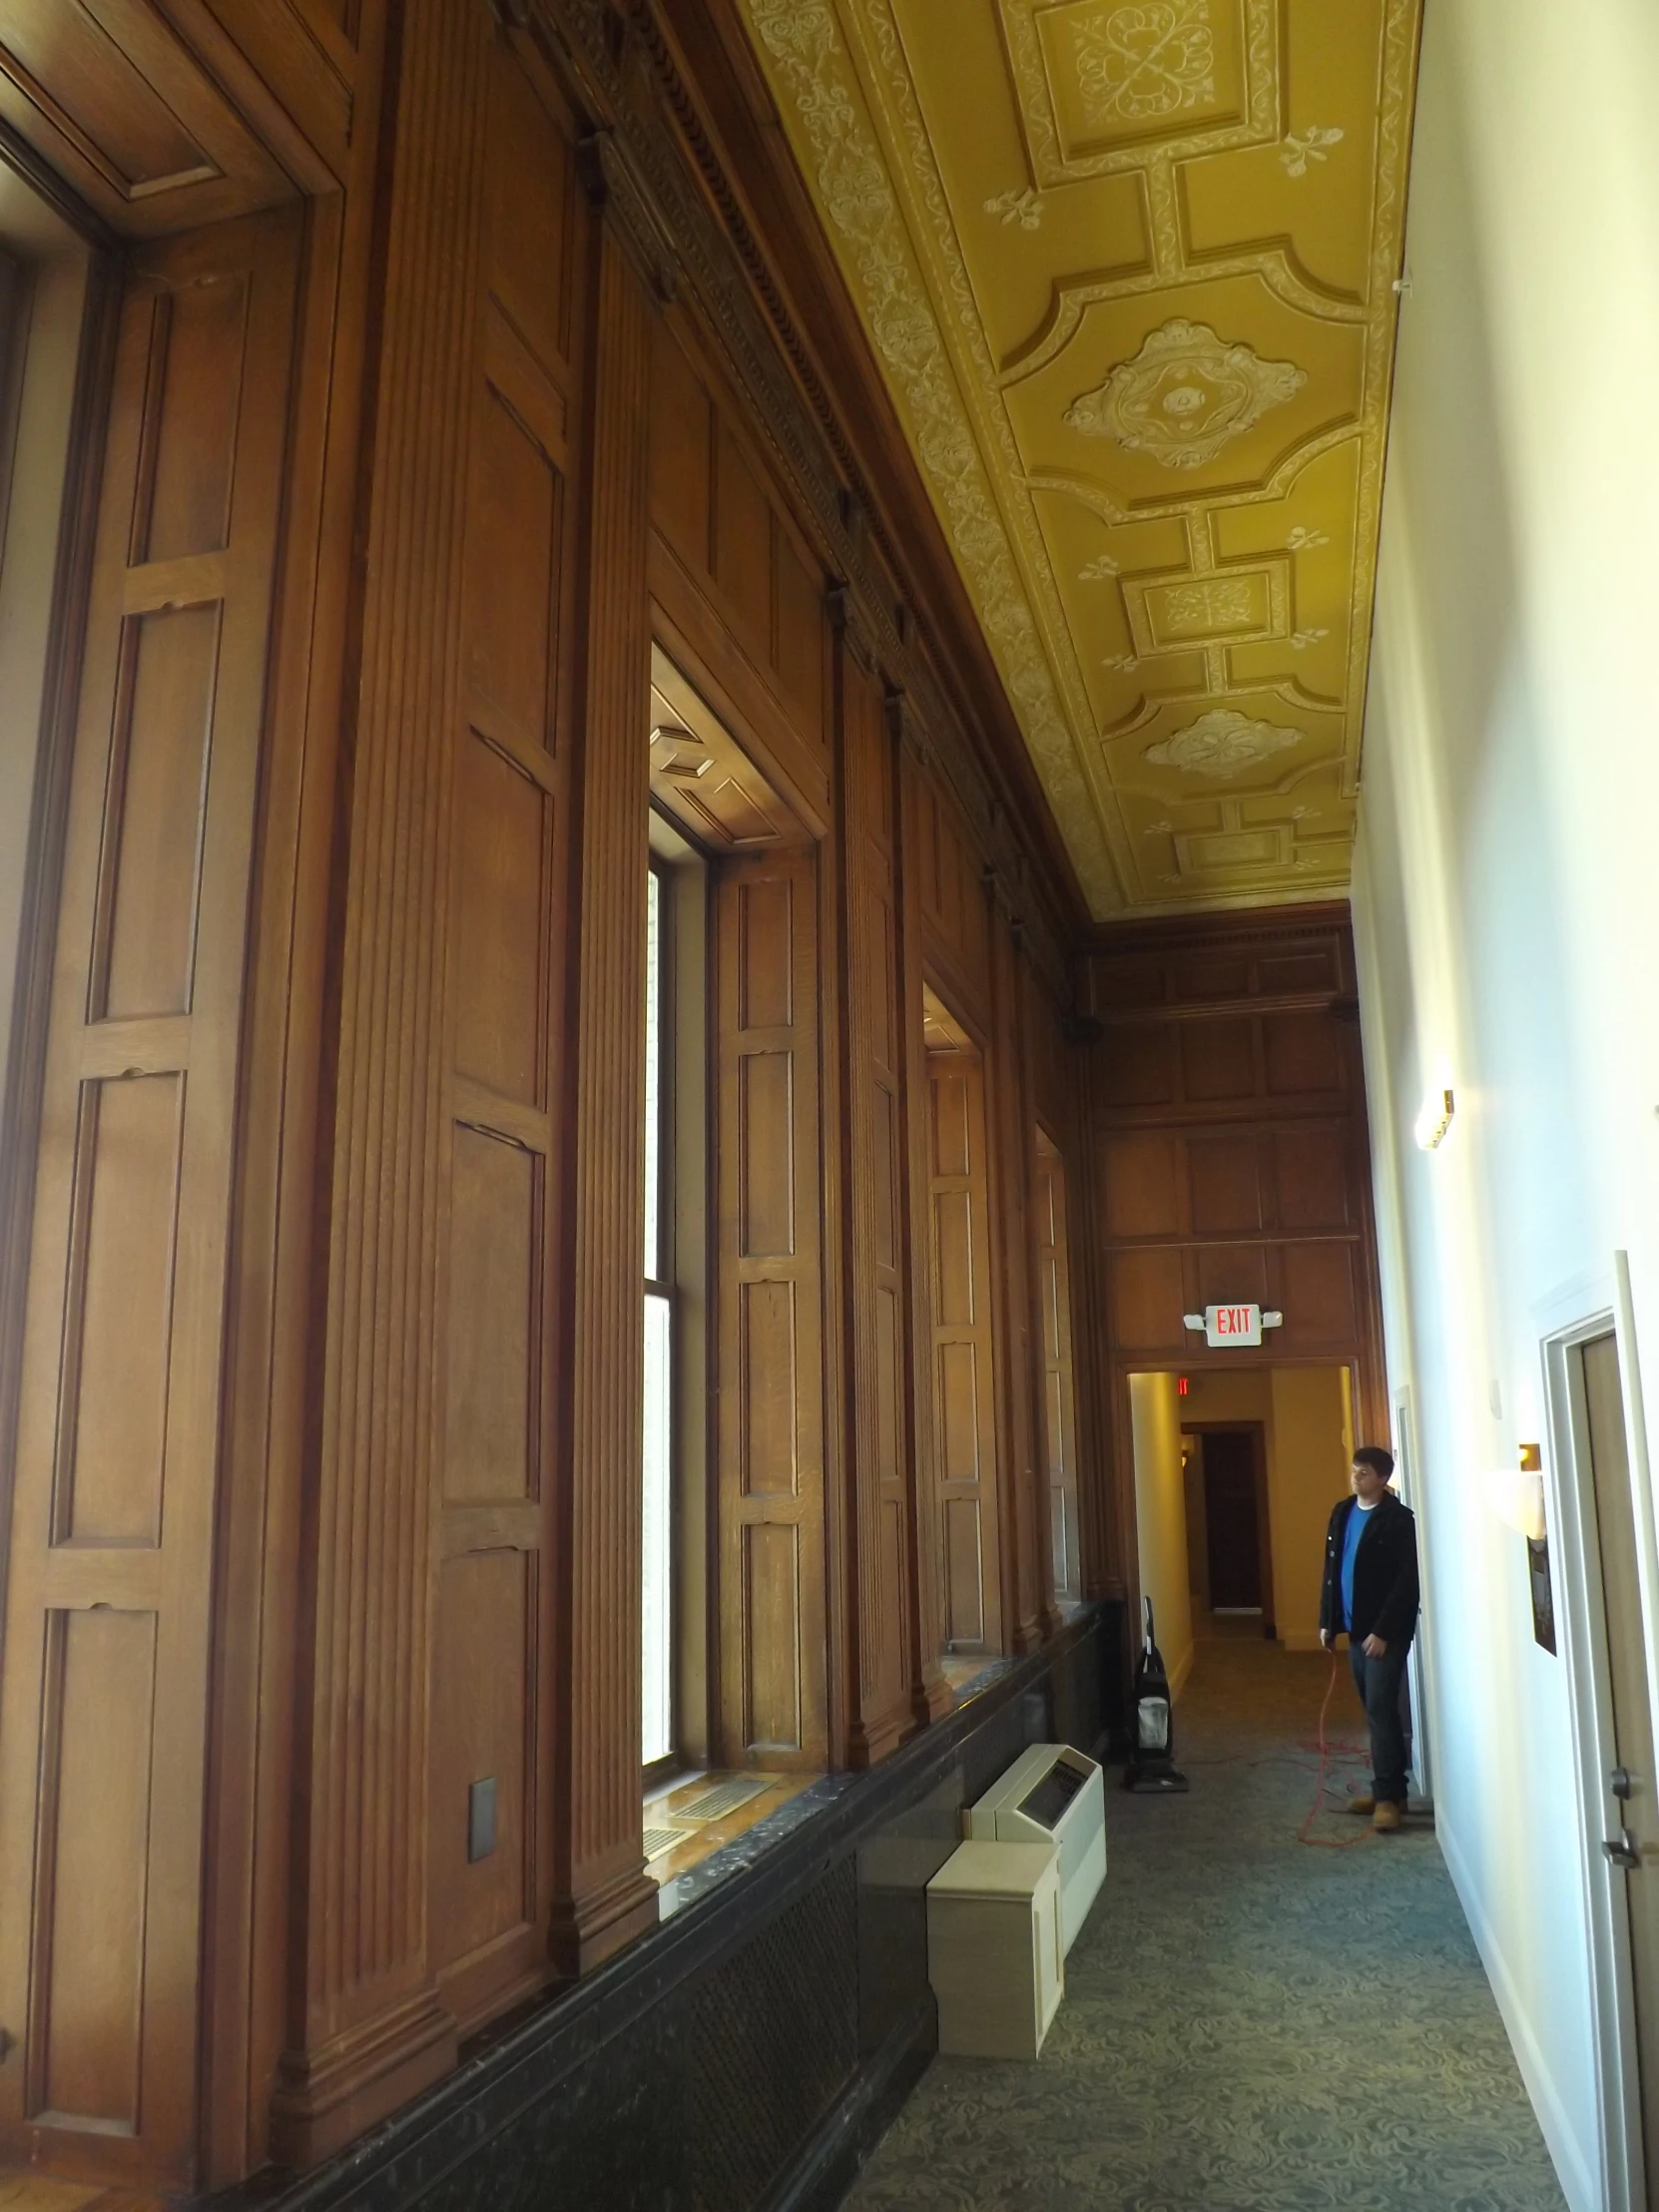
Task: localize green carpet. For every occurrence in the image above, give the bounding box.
[845,1627,1568,2211]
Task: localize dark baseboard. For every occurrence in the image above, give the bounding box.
[763,2001,935,2212]
[205,1603,1120,2212]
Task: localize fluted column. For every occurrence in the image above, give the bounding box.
[548,141,661,1973]
[273,0,491,2161]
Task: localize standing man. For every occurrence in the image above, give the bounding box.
[1320,1444,1419,1833]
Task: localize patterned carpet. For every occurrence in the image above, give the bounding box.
[844,1626,1567,2212]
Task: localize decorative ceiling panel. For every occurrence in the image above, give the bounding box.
[737,0,1421,915]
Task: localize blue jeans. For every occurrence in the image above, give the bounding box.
[1349,1639,1411,1805]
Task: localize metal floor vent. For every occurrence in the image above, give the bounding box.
[670,1777,773,1829]
[643,1824,682,1861]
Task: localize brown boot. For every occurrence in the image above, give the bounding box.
[1372,1800,1402,1834]
[1346,1795,1376,1816]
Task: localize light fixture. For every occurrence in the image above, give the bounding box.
[1487,1443,1546,1542]
[1413,1087,1454,1150]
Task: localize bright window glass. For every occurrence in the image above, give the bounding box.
[642,1290,673,1764]
[642,864,673,1765]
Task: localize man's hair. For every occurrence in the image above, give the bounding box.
[1353,1444,1395,1480]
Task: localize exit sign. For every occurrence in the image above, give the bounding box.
[1182,1303,1284,1348]
[1207,1303,1262,1346]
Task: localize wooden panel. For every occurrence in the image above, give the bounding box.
[926,1049,1001,1653]
[36,1607,157,2129]
[428,1549,530,1977]
[53,1075,183,1546]
[140,272,248,561]
[452,735,549,1105]
[1108,1247,1185,1352]
[1035,1135,1081,1603]
[741,1280,798,1494]
[0,1,296,235]
[0,210,299,2185]
[1099,1024,1175,1107]
[649,323,711,574]
[97,605,219,1020]
[1196,1243,1268,1312]
[1101,1131,1181,1239]
[774,526,825,751]
[1279,1242,1361,1349]
[648,666,807,853]
[837,639,914,1763]
[1169,953,1249,1002]
[1274,1123,1352,1230]
[1258,947,1338,993]
[1263,1009,1344,1096]
[483,42,574,375]
[1187,1132,1263,1235]
[716,847,827,1767]
[743,1523,802,1750]
[1180,1017,1256,1102]
[715,421,770,649]
[741,1053,795,1256]
[444,1127,536,1505]
[462,380,561,749]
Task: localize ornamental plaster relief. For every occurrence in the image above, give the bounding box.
[736,0,1421,914]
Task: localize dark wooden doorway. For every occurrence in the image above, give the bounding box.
[1185,1421,1276,1637]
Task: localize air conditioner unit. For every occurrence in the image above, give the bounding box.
[964,1742,1106,1954]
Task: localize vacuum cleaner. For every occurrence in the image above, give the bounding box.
[1124,1596,1189,1794]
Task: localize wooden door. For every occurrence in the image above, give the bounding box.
[715,847,828,1767]
[1580,1331,1659,2188]
[1034,1130,1080,1603]
[1203,1430,1263,1610]
[927,1048,1001,1653]
[0,210,299,2185]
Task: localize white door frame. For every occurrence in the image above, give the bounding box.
[1537,1253,1656,2212]
[1390,1381,1433,1806]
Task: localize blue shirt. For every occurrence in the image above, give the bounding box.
[1341,1499,1379,1631]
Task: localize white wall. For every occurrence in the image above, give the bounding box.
[1129,1372,1194,1698]
[1352,5,1659,2205]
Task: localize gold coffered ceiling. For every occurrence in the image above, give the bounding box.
[739,0,1421,914]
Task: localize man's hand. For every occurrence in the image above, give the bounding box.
[1320,1629,1334,1651]
[1363,1633,1388,1657]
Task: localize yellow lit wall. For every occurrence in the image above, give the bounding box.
[1177,1366,1353,1649]
[1129,1372,1194,1699]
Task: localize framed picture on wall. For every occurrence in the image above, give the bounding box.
[1526,1532,1557,1655]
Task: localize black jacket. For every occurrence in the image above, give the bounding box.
[1320,1491,1419,1647]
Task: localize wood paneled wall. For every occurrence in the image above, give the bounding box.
[715,849,828,1769]
[0,0,1116,2189]
[1079,908,1387,1607]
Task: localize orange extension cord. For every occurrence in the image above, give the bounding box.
[1297,1649,1375,1851]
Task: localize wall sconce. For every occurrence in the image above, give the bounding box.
[1413,1087,1455,1150]
[1487,1442,1546,1542]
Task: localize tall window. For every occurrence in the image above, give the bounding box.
[642,863,674,1765]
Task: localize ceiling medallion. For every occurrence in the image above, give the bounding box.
[1144,708,1301,778]
[1074,0,1216,126]
[1066,318,1306,468]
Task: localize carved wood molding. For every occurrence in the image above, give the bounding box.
[522,0,1077,994]
[577,126,681,301]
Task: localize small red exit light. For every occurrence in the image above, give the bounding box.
[1177,1376,1190,1396]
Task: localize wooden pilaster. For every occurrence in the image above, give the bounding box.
[548,148,659,1974]
[272,0,492,2161]
[889,694,950,1724]
[832,607,914,1766]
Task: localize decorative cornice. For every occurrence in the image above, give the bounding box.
[577,128,681,300]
